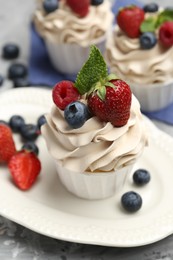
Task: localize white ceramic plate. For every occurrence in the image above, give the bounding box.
[1,87,173,247]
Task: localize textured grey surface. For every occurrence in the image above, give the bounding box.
[1,0,173,259]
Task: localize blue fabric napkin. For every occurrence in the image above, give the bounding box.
[28,0,173,125]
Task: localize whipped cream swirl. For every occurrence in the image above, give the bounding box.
[34,0,113,47]
[42,95,148,173]
[106,26,173,84]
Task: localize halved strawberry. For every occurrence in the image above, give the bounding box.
[8,150,41,190]
[0,124,16,163]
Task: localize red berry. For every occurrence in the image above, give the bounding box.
[159,21,173,48]
[0,124,16,163]
[66,0,90,17]
[52,80,81,110]
[117,5,145,38]
[8,150,41,190]
[88,79,132,127]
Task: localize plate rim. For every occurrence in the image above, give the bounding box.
[1,87,173,247]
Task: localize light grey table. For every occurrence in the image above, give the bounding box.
[1,0,173,259]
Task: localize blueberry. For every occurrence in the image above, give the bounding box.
[121,191,142,213]
[22,142,39,156]
[64,101,91,129]
[133,169,151,185]
[8,63,28,80]
[0,120,9,126]
[13,78,30,88]
[143,3,159,13]
[37,115,47,129]
[9,115,25,132]
[91,0,103,6]
[43,0,59,13]
[20,124,39,141]
[0,75,4,86]
[140,32,157,49]
[2,43,20,59]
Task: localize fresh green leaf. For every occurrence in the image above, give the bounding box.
[106,73,119,81]
[140,16,157,33]
[75,45,108,95]
[105,82,116,88]
[97,86,106,100]
[156,10,173,27]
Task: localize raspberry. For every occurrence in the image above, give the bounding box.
[52,81,81,110]
[159,21,173,48]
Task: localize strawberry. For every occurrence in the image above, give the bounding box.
[0,124,16,163]
[117,5,145,38]
[8,150,41,190]
[52,80,81,110]
[75,45,132,127]
[159,21,173,48]
[66,0,90,17]
[88,79,132,127]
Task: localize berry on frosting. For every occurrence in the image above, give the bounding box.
[91,0,104,6]
[52,80,81,110]
[143,3,159,13]
[159,21,173,48]
[88,79,131,127]
[64,101,91,129]
[75,45,132,127]
[117,5,145,38]
[43,0,59,13]
[66,0,90,17]
[140,32,157,49]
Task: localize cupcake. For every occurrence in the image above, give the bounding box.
[41,45,148,200]
[105,3,173,112]
[33,0,113,74]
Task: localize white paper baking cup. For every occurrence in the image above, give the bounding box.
[55,162,133,200]
[130,81,173,112]
[45,35,107,75]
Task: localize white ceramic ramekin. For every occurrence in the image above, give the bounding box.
[45,34,107,75]
[55,162,133,200]
[129,81,173,112]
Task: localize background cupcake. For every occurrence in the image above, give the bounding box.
[105,3,173,112]
[33,0,114,75]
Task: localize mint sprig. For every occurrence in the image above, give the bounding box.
[140,16,157,33]
[140,9,173,33]
[156,10,173,27]
[75,45,108,95]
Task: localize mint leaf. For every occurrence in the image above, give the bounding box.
[75,45,108,95]
[156,10,173,27]
[140,16,157,33]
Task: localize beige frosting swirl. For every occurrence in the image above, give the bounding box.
[106,26,173,85]
[33,0,113,47]
[42,95,148,173]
